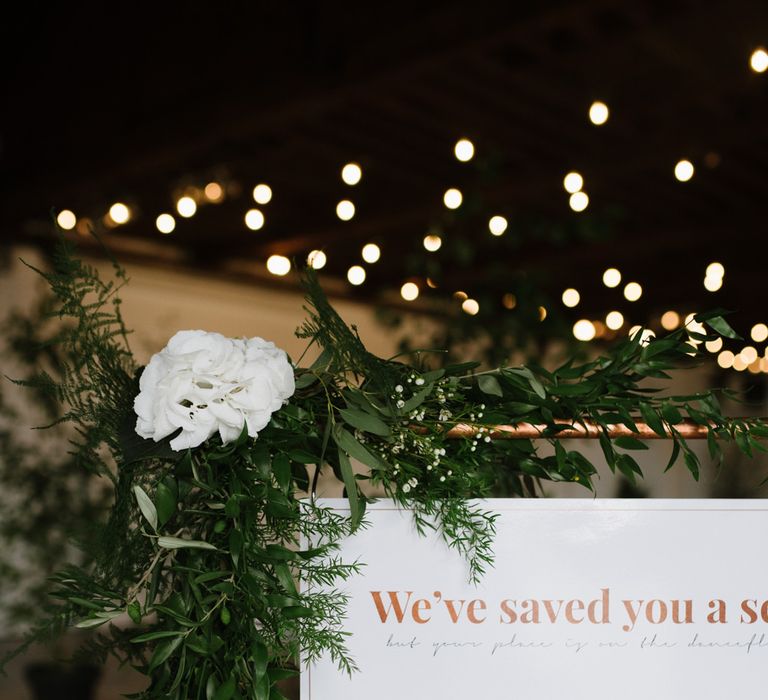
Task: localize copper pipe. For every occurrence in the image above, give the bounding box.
[442,419,757,440]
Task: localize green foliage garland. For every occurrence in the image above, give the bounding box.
[2,238,766,699]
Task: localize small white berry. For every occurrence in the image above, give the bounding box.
[415,378,425,386]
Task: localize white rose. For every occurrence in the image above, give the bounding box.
[134,330,295,451]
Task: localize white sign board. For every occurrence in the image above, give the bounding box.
[302,500,768,699]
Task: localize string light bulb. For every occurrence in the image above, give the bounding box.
[569,191,589,212]
[750,48,768,73]
[109,202,131,224]
[204,182,224,202]
[176,197,196,218]
[674,159,694,182]
[423,234,442,252]
[245,209,265,230]
[462,298,480,315]
[706,262,725,278]
[336,200,355,221]
[341,163,362,185]
[307,250,326,270]
[623,282,642,302]
[563,172,584,193]
[751,323,768,343]
[588,101,609,125]
[155,213,176,234]
[573,319,596,341]
[443,188,463,209]
[488,215,508,236]
[602,268,621,288]
[705,337,723,353]
[661,310,681,330]
[266,255,290,276]
[606,311,624,330]
[401,282,419,301]
[562,288,580,307]
[362,243,381,263]
[454,138,475,162]
[252,184,272,205]
[56,209,77,230]
[347,265,366,285]
[718,350,735,369]
[704,275,722,292]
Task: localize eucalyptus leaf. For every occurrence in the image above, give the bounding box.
[133,485,158,531]
[158,536,217,551]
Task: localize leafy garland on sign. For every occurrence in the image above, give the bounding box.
[2,237,766,700]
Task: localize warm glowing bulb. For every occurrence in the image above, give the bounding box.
[706,262,725,279]
[341,162,362,185]
[623,282,642,302]
[750,48,768,73]
[562,288,580,307]
[733,355,748,372]
[674,159,694,182]
[718,350,735,369]
[606,311,624,330]
[705,337,723,353]
[563,171,584,194]
[443,188,463,209]
[454,138,475,162]
[204,182,224,202]
[569,191,589,212]
[741,346,759,365]
[155,213,176,234]
[488,215,508,236]
[245,209,265,230]
[176,197,197,218]
[502,293,517,309]
[423,234,442,252]
[347,265,366,285]
[661,310,681,330]
[307,250,326,270]
[538,306,548,322]
[336,200,355,221]
[252,184,272,205]
[362,243,381,263]
[751,323,768,343]
[401,282,419,301]
[453,291,468,301]
[603,268,621,288]
[629,326,655,345]
[704,275,722,292]
[589,101,609,125]
[57,209,77,230]
[573,319,596,341]
[109,202,131,224]
[266,255,290,276]
[462,298,480,315]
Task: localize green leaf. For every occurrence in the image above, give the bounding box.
[130,630,185,644]
[212,675,236,700]
[274,563,298,596]
[252,640,269,681]
[155,481,177,527]
[133,485,158,531]
[684,449,700,480]
[158,536,217,550]
[337,447,362,529]
[272,454,292,493]
[700,314,739,339]
[149,635,183,672]
[613,436,649,451]
[477,374,503,397]
[127,601,142,624]
[660,403,683,425]
[664,440,681,472]
[229,529,243,567]
[400,386,432,413]
[334,426,389,471]
[639,403,666,437]
[339,407,390,436]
